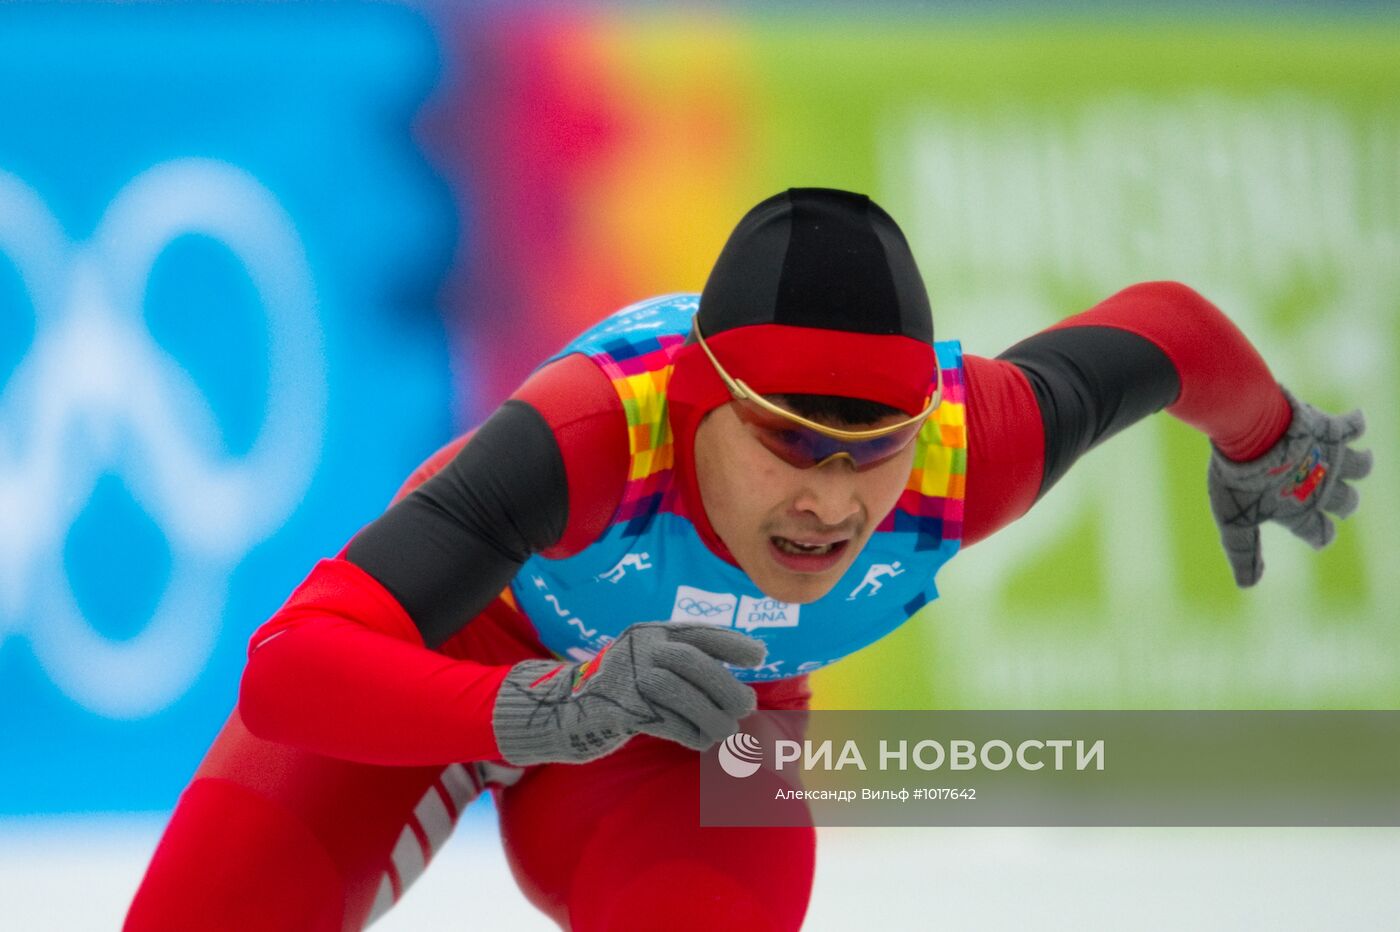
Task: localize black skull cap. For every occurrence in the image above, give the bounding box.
[698,187,933,344]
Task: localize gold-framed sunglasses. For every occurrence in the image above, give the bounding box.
[692,318,942,470]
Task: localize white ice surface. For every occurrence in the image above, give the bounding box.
[2,808,1397,930]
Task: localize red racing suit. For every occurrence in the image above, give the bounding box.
[126,282,1289,931]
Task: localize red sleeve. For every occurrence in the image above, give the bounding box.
[961,281,1291,547]
[386,351,627,537]
[510,352,628,556]
[239,558,511,765]
[238,353,625,765]
[1046,281,1290,462]
[961,355,1045,547]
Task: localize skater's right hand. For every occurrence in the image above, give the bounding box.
[490,621,766,766]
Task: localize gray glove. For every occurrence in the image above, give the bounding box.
[1208,388,1373,587]
[491,621,766,765]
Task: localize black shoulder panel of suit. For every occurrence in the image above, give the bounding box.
[346,399,568,650]
[997,325,1181,499]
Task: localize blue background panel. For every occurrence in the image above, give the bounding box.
[0,4,459,813]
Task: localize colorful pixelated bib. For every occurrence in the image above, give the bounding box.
[509,294,966,682]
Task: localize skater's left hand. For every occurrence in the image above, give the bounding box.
[1208,387,1373,588]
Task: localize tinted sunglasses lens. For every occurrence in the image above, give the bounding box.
[739,405,921,469]
[849,425,922,465]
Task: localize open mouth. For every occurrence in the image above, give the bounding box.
[773,537,839,556]
[768,536,849,572]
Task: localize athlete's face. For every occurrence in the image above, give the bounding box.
[693,401,917,604]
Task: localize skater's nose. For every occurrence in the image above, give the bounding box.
[791,460,861,528]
